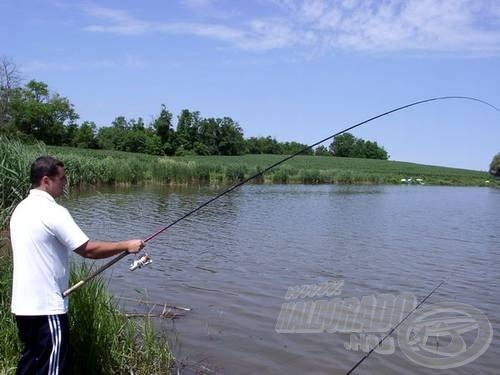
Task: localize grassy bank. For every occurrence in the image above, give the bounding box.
[67,262,173,374]
[40,141,497,186]
[0,137,175,373]
[0,238,174,374]
[1,137,494,200]
[44,144,494,187]
[1,136,496,225]
[175,154,494,186]
[0,235,19,373]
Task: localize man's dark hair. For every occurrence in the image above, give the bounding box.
[30,156,64,187]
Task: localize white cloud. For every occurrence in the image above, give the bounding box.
[81,1,500,56]
[159,22,243,40]
[23,56,148,73]
[293,0,500,55]
[84,6,151,35]
[181,0,241,19]
[82,4,296,51]
[22,61,77,72]
[159,19,298,50]
[181,0,217,10]
[301,0,327,20]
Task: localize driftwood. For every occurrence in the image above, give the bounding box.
[117,296,191,320]
[173,357,218,375]
[123,305,186,320]
[115,295,192,311]
[123,309,185,320]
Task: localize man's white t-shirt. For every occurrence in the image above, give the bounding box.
[10,189,89,315]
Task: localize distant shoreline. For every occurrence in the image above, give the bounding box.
[44,144,493,187]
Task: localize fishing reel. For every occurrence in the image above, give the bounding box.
[129,252,153,271]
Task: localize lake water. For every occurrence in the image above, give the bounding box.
[65,184,499,374]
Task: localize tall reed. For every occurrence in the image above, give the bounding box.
[0,137,175,373]
[0,237,21,373]
[0,243,174,374]
[0,138,42,227]
[1,137,492,190]
[68,262,173,374]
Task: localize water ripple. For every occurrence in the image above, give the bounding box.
[65,184,500,375]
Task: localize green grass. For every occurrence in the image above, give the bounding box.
[174,154,495,186]
[0,235,20,374]
[68,262,173,374]
[0,137,175,373]
[1,137,494,200]
[0,241,174,374]
[0,139,42,227]
[44,141,496,187]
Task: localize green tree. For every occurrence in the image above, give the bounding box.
[364,140,388,160]
[152,104,175,155]
[96,116,164,155]
[96,116,129,150]
[122,129,147,153]
[112,116,128,130]
[350,139,367,158]
[263,137,282,154]
[245,136,282,154]
[64,122,79,146]
[281,141,313,155]
[120,118,148,153]
[176,109,201,152]
[315,145,330,156]
[144,132,162,155]
[218,117,245,155]
[245,137,262,154]
[96,126,118,150]
[490,153,500,177]
[74,121,97,148]
[330,132,388,160]
[129,117,145,132]
[197,118,219,155]
[0,57,21,129]
[330,133,356,157]
[9,80,78,145]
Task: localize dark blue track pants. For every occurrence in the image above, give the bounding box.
[15,314,69,375]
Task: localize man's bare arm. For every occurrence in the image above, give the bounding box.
[74,239,144,259]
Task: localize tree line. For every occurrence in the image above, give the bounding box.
[1,57,391,159]
[490,153,500,177]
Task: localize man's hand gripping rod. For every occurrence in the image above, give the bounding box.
[63,251,130,297]
[63,233,156,298]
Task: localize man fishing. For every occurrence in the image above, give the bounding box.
[10,156,145,374]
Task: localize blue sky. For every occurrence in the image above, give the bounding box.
[1,0,499,170]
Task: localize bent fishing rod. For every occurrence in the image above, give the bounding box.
[63,96,499,297]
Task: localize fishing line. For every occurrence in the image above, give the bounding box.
[63,96,499,297]
[345,248,488,374]
[346,281,445,375]
[238,281,445,375]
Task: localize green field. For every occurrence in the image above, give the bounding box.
[2,137,493,227]
[174,154,492,185]
[42,143,493,187]
[1,137,496,226]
